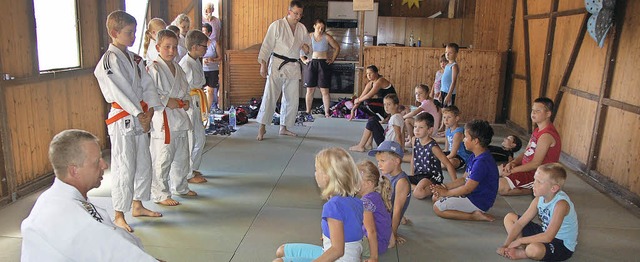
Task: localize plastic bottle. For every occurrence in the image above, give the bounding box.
[409,31,415,47]
[208,111,215,131]
[417,37,422,47]
[228,105,236,129]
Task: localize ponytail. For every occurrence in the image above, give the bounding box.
[378,175,393,213]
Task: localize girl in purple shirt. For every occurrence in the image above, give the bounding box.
[358,160,393,261]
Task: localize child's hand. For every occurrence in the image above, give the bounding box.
[183,102,190,111]
[430,184,447,197]
[166,98,180,109]
[496,246,508,257]
[507,240,521,249]
[138,113,151,133]
[396,235,406,245]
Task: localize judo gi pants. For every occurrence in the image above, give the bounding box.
[110,133,153,212]
[150,130,191,202]
[187,100,205,179]
[256,75,299,128]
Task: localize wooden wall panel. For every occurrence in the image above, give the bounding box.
[609,0,640,106]
[473,0,514,52]
[229,0,289,50]
[167,0,194,26]
[364,47,506,122]
[554,94,595,164]
[546,15,583,98]
[0,0,36,77]
[512,0,526,75]
[3,75,106,187]
[526,0,552,15]
[377,17,407,45]
[379,17,467,47]
[528,19,547,99]
[557,0,585,11]
[596,108,640,195]
[509,79,528,127]
[226,46,266,107]
[566,36,606,94]
[78,0,102,67]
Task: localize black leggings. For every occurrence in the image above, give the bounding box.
[360,98,386,121]
[366,118,385,146]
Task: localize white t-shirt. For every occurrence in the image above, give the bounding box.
[384,113,404,142]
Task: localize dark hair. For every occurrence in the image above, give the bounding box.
[384,93,399,105]
[415,112,435,128]
[439,53,447,62]
[167,25,180,35]
[534,97,554,113]
[446,43,459,52]
[509,135,523,152]
[465,119,493,148]
[366,65,379,74]
[442,105,460,116]
[290,0,304,9]
[202,23,213,34]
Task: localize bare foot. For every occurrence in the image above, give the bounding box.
[472,210,495,221]
[349,145,366,152]
[505,247,527,260]
[257,125,266,141]
[157,198,180,206]
[114,216,133,232]
[401,216,412,225]
[388,234,396,249]
[182,190,198,196]
[279,128,297,137]
[188,175,207,183]
[132,206,162,218]
[325,114,331,118]
[192,170,203,176]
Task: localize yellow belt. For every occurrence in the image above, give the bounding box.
[190,88,209,123]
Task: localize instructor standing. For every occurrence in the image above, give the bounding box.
[256,0,310,141]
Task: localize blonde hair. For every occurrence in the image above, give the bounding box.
[49,129,99,178]
[143,18,167,57]
[106,10,136,37]
[358,160,392,212]
[537,163,567,187]
[316,148,361,200]
[171,13,191,27]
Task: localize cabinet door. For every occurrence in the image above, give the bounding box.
[363,3,379,36]
[377,17,406,45]
[327,1,357,20]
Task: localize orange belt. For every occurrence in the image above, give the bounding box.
[105,101,148,125]
[189,88,209,123]
[161,99,186,144]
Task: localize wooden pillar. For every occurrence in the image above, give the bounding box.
[538,0,558,98]
[587,0,627,170]
[522,0,533,132]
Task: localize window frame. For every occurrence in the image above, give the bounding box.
[33,0,83,74]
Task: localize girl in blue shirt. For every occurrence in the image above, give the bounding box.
[275,148,364,262]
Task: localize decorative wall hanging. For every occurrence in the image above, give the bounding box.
[401,0,423,9]
[585,0,615,48]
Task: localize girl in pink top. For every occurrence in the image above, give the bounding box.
[403,84,441,148]
[433,54,448,101]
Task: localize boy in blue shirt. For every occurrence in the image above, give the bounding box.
[431,119,498,221]
[497,163,578,261]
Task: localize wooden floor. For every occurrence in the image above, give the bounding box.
[0,117,639,261]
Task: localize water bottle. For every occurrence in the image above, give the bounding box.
[409,31,415,47]
[229,105,236,129]
[208,111,215,130]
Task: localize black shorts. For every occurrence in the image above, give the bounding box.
[408,173,442,185]
[442,151,467,169]
[303,59,331,88]
[440,91,456,106]
[204,70,219,88]
[522,221,574,261]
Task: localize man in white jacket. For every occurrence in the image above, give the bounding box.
[256,0,311,140]
[21,129,161,262]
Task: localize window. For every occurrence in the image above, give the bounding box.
[33,0,80,72]
[125,0,150,55]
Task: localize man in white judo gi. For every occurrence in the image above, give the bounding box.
[256,0,311,141]
[94,10,163,232]
[21,129,162,262]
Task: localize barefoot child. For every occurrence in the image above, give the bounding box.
[442,105,471,169]
[350,94,404,152]
[431,120,498,221]
[94,10,163,232]
[441,43,460,106]
[148,29,195,206]
[369,141,411,248]
[497,163,578,261]
[179,30,210,184]
[409,113,457,200]
[357,160,392,261]
[403,84,441,146]
[274,148,363,261]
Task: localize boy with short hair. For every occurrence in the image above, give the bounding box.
[497,163,578,261]
[94,10,163,232]
[499,97,562,196]
[179,29,210,184]
[441,43,460,106]
[431,119,498,221]
[442,105,471,170]
[489,134,523,162]
[369,141,411,248]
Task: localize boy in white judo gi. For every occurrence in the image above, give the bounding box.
[93,10,163,232]
[256,0,311,141]
[179,29,210,184]
[148,29,195,206]
[21,129,161,262]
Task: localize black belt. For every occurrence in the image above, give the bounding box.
[272,53,299,70]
